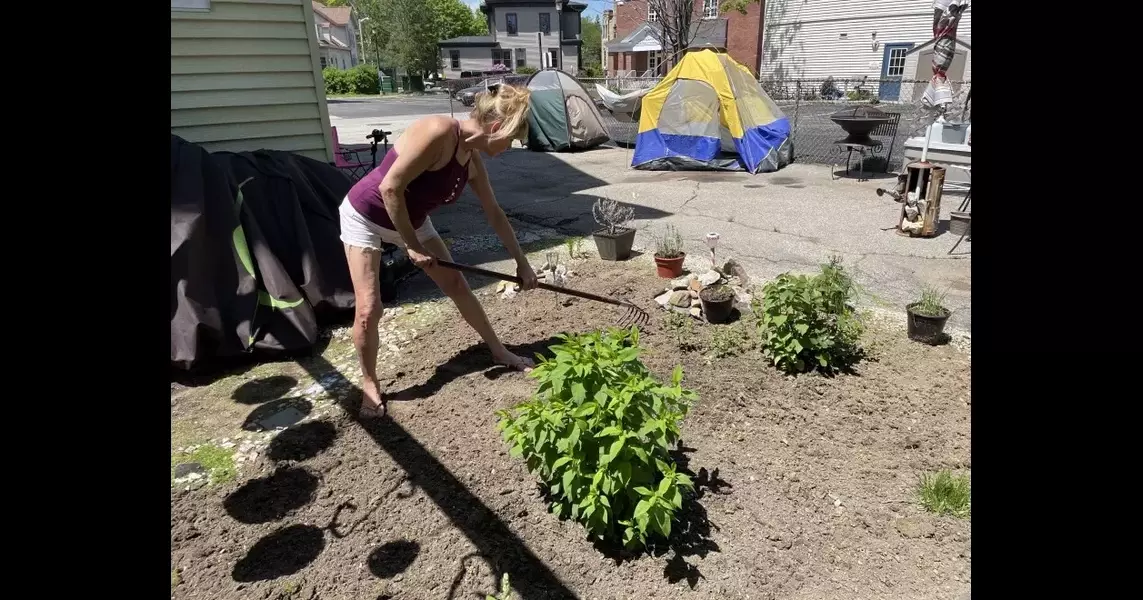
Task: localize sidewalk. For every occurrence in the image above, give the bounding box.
[330,112,456,146]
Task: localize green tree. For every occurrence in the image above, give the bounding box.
[383,0,440,74]
[719,0,760,14]
[581,15,602,72]
[431,0,481,41]
[471,6,489,35]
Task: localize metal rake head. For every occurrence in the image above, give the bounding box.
[616,300,650,329]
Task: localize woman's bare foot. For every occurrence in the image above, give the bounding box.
[493,351,534,372]
[359,383,387,419]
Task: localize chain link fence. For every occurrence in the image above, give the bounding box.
[579,75,970,173]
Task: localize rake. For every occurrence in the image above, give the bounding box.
[436,259,650,328]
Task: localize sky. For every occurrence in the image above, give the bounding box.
[460,1,614,19]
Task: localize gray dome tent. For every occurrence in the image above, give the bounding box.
[525,69,610,152]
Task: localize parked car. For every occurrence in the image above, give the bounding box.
[455,78,502,107]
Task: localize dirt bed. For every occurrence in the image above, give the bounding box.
[171,261,971,600]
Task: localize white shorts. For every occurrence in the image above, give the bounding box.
[338,197,439,250]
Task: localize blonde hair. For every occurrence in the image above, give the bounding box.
[471,83,531,141]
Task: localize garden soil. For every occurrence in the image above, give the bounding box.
[171,262,971,600]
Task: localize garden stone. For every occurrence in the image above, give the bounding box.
[669,291,691,308]
[698,270,722,287]
[690,307,702,318]
[895,517,935,539]
[689,290,700,299]
[655,291,673,308]
[670,274,696,290]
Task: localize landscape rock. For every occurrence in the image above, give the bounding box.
[670,274,697,290]
[173,462,206,479]
[669,291,691,308]
[654,291,673,308]
[894,517,935,539]
[722,259,751,286]
[698,270,722,287]
[690,307,703,318]
[689,290,700,299]
[689,278,704,292]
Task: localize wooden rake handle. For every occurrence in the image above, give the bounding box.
[435,259,627,309]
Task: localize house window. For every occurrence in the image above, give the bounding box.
[548,48,559,69]
[320,25,331,41]
[648,50,662,74]
[492,49,512,65]
[648,4,659,22]
[886,46,908,77]
[171,0,210,11]
[515,48,527,68]
[320,56,327,68]
[506,13,518,35]
[539,13,551,35]
[450,50,460,69]
[702,0,718,19]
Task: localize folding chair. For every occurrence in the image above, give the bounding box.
[330,126,371,181]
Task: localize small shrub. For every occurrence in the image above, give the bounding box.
[497,327,696,549]
[708,321,754,359]
[917,470,970,518]
[323,64,380,95]
[753,256,863,374]
[516,66,539,75]
[579,64,604,78]
[662,312,701,353]
[846,89,873,101]
[910,286,950,318]
[654,224,684,259]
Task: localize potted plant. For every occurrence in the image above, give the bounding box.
[906,286,952,344]
[654,224,686,278]
[590,198,636,261]
[699,283,735,324]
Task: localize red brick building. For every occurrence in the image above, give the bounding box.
[603,0,764,76]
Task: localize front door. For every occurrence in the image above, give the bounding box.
[879,43,914,101]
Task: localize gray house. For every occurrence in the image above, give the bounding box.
[439,0,586,76]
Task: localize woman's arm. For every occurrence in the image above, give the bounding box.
[379,119,449,263]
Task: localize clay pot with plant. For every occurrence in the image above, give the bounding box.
[906,286,952,344]
[654,224,686,278]
[699,283,735,324]
[590,198,636,261]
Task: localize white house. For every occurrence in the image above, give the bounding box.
[760,0,971,101]
[312,1,358,70]
[439,0,587,76]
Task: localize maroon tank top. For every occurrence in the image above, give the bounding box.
[347,120,471,230]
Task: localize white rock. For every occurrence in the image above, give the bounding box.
[654,291,673,308]
[670,274,697,290]
[698,270,722,287]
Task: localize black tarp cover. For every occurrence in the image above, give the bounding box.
[171,135,356,370]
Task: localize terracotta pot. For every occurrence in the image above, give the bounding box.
[654,253,685,278]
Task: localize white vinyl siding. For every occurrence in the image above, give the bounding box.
[760,0,972,96]
[171,0,334,162]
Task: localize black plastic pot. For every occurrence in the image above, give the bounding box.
[906,303,951,344]
[699,285,736,324]
[593,227,636,261]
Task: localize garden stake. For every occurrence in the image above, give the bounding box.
[435,259,650,328]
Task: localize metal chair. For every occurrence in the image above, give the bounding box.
[330,126,371,182]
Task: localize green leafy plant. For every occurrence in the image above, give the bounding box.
[654,224,685,259]
[917,470,971,518]
[910,286,950,318]
[708,320,754,359]
[486,573,513,600]
[565,237,585,260]
[323,64,381,95]
[662,312,701,353]
[753,256,863,373]
[497,327,696,549]
[516,66,539,75]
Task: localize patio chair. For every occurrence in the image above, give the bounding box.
[870,112,901,173]
[330,126,371,182]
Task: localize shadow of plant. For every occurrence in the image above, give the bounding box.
[223,467,319,525]
[231,524,325,582]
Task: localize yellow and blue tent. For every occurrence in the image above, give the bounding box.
[632,50,793,173]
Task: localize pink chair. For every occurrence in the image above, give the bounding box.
[331,126,371,181]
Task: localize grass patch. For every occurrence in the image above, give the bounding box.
[663,312,702,353]
[917,470,970,518]
[171,443,237,485]
[172,568,181,590]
